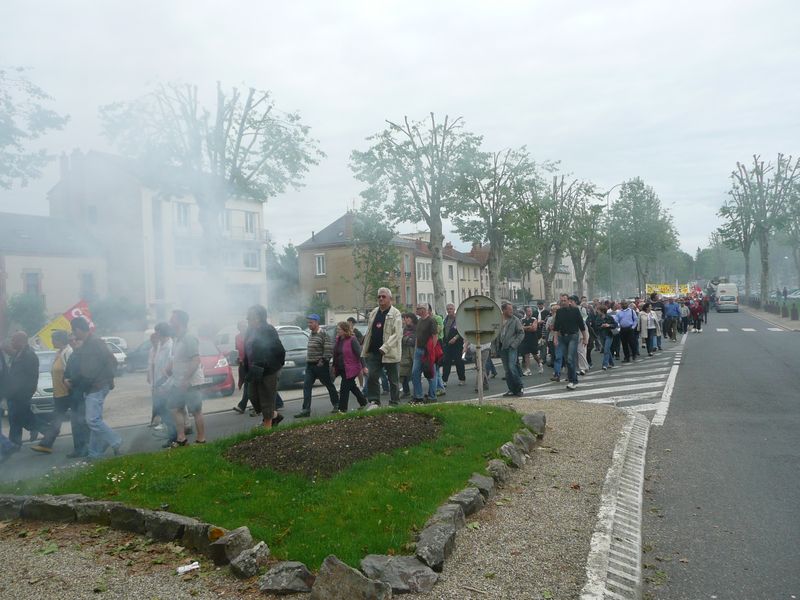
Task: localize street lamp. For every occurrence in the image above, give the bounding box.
[605,183,624,299]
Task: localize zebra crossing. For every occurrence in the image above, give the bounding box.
[715,327,785,332]
[523,348,683,420]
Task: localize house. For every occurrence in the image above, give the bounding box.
[0,212,108,336]
[48,150,268,325]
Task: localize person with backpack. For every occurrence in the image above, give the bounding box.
[243,304,285,427]
[332,321,368,412]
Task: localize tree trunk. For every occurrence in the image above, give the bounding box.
[586,260,597,299]
[758,232,770,304]
[487,242,503,303]
[429,217,446,315]
[634,257,643,298]
[743,247,751,300]
[793,243,800,288]
[573,261,586,298]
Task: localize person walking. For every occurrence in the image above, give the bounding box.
[232,319,254,415]
[332,321,368,412]
[68,317,122,458]
[164,310,206,446]
[616,301,639,363]
[638,303,661,357]
[553,295,588,390]
[679,300,690,334]
[441,303,466,386]
[593,305,617,370]
[5,331,39,447]
[361,287,403,407]
[498,301,525,397]
[243,305,285,427]
[149,323,175,438]
[399,312,417,398]
[519,306,543,375]
[295,314,338,417]
[411,303,438,402]
[690,300,704,333]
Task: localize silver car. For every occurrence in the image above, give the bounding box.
[31,350,56,416]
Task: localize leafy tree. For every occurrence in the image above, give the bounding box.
[6,294,47,336]
[89,296,148,333]
[294,294,330,328]
[266,242,300,311]
[608,178,678,296]
[0,68,69,189]
[99,81,323,284]
[730,154,800,303]
[351,113,482,313]
[565,186,604,298]
[718,172,757,298]
[780,183,800,287]
[351,208,400,309]
[451,147,533,301]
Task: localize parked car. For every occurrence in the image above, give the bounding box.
[101,336,128,351]
[125,338,152,372]
[277,330,309,389]
[30,350,57,418]
[199,338,235,397]
[275,325,303,332]
[105,341,127,374]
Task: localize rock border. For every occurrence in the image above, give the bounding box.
[0,410,546,598]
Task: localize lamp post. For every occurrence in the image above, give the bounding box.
[605,183,623,299]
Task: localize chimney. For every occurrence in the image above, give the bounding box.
[311,231,315,241]
[445,242,453,250]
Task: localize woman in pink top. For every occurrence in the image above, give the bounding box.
[332,321,369,412]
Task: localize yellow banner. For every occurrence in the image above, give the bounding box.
[33,315,72,350]
[645,283,690,295]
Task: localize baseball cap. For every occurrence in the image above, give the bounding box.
[306,313,321,321]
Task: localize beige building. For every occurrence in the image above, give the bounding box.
[0,212,108,334]
[48,150,267,325]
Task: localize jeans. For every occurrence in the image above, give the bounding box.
[646,329,657,353]
[664,317,677,340]
[499,348,523,394]
[602,335,614,368]
[411,347,435,400]
[302,362,339,411]
[561,333,580,384]
[553,342,564,377]
[364,354,400,405]
[154,388,177,442]
[485,354,497,376]
[85,387,122,459]
[40,392,90,453]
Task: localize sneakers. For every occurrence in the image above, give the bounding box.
[436,389,446,396]
[602,366,608,370]
[522,369,532,376]
[458,380,465,386]
[232,406,245,414]
[566,382,577,390]
[538,364,544,374]
[294,410,311,418]
[366,402,380,411]
[30,445,53,454]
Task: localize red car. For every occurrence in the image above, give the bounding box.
[199,338,235,397]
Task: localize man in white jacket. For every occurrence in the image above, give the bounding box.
[361,287,403,407]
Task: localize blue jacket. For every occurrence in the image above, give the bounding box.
[664,302,681,318]
[616,307,638,328]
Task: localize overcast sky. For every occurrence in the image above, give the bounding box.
[2,0,798,254]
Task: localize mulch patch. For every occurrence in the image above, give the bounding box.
[224,412,442,479]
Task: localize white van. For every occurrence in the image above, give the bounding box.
[716,284,739,312]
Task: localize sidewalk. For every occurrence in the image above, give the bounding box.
[741,305,800,331]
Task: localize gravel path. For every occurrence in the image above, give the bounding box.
[405,398,627,600]
[0,399,626,600]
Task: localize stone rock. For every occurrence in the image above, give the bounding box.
[423,503,465,531]
[468,473,496,500]
[311,555,392,600]
[514,429,537,453]
[499,442,526,468]
[109,505,152,534]
[230,540,270,579]
[144,511,201,542]
[21,494,89,522]
[183,522,227,555]
[210,525,254,565]
[522,411,546,437]
[448,487,485,516]
[415,523,456,572]
[360,554,438,594]
[0,495,30,520]
[75,501,124,525]
[486,459,510,485]
[259,561,315,594]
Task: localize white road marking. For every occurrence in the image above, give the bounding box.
[742,328,756,332]
[574,374,668,388]
[767,327,783,331]
[716,328,729,332]
[652,360,680,426]
[629,402,661,412]
[533,382,663,400]
[580,392,662,405]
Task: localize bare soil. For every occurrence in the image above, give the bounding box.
[224,412,441,478]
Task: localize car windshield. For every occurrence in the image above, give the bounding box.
[106,341,121,353]
[281,333,308,352]
[199,339,220,356]
[37,351,56,373]
[720,295,736,301]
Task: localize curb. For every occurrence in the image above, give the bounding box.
[740,307,800,331]
[581,410,649,600]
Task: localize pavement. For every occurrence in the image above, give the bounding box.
[741,303,800,331]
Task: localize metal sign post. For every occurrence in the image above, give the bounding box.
[456,295,502,405]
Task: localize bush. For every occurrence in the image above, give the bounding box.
[5,294,47,336]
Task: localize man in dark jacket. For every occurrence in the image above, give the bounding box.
[243,305,285,427]
[5,331,39,447]
[69,317,121,459]
[441,303,465,386]
[0,341,21,459]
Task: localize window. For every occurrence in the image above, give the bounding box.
[79,272,95,300]
[416,262,423,280]
[427,293,434,306]
[404,254,411,274]
[315,253,326,276]
[175,203,190,228]
[23,272,41,296]
[405,285,412,305]
[316,290,328,302]
[243,250,260,269]
[450,290,455,303]
[425,264,431,280]
[473,267,478,280]
[448,265,454,280]
[244,212,257,234]
[418,293,426,303]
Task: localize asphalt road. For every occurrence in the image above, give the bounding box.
[642,310,800,599]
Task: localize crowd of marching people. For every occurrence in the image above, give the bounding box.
[1,288,712,462]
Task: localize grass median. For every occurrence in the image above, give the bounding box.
[2,403,521,569]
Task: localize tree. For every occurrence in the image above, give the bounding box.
[266,242,300,312]
[6,294,47,336]
[451,147,533,301]
[780,183,800,287]
[351,113,482,314]
[718,171,757,299]
[730,154,800,303]
[99,81,323,292]
[565,186,604,298]
[0,68,69,189]
[608,178,678,296]
[351,208,400,309]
